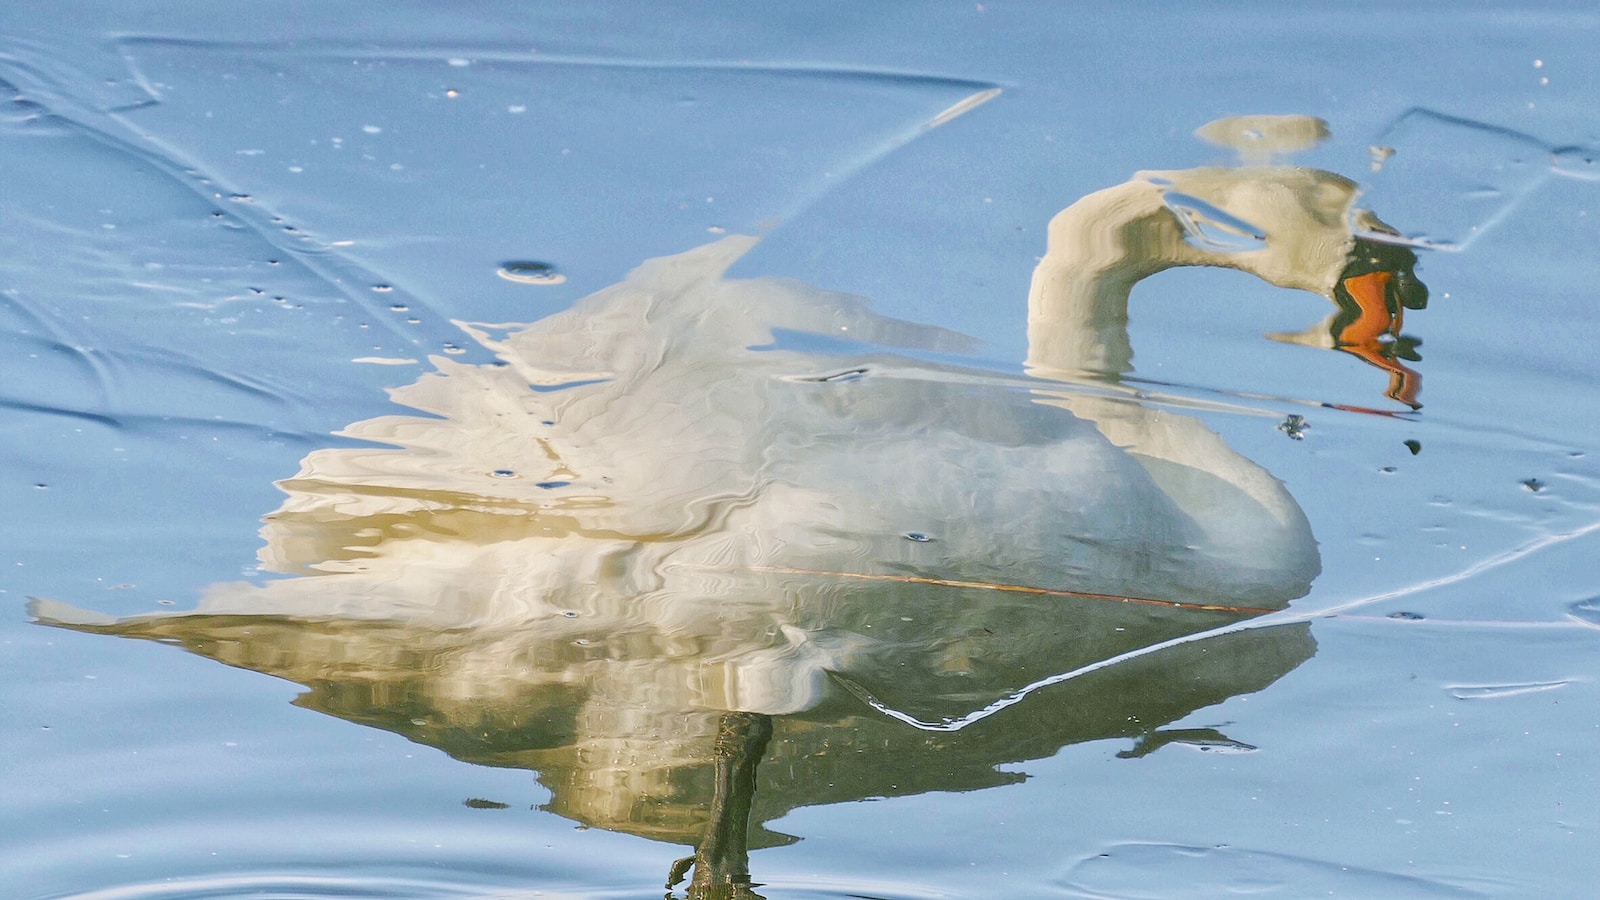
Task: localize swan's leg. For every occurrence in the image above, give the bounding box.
[666,711,774,899]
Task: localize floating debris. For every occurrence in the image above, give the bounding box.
[497,260,566,285]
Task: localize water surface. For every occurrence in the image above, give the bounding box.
[4,3,1598,898]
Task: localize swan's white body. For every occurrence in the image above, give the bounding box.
[36,166,1365,721]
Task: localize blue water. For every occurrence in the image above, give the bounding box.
[4,3,1598,898]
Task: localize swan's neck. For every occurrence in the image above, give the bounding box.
[1024,169,1357,381]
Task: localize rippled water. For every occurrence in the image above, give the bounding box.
[5,4,1599,899]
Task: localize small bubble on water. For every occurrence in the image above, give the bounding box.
[448,58,471,67]
[489,469,516,478]
[362,124,382,134]
[1380,466,1397,474]
[1387,611,1425,620]
[388,303,409,311]
[445,89,460,98]
[228,194,253,203]
[33,483,46,490]
[442,342,466,355]
[561,610,579,618]
[903,532,933,543]
[497,260,566,285]
[1521,478,1545,492]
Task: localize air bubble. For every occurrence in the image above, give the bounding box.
[903,532,933,543]
[389,303,409,311]
[442,342,465,355]
[489,469,516,478]
[497,260,566,285]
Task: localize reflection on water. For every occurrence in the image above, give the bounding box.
[35,128,1429,896]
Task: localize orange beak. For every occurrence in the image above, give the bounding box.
[1333,269,1422,409]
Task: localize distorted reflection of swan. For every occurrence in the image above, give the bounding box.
[35,139,1427,897]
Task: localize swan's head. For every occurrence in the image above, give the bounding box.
[1030,165,1428,404]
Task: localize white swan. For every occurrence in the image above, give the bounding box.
[31,154,1426,845]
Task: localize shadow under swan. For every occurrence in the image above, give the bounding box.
[34,153,1426,896]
